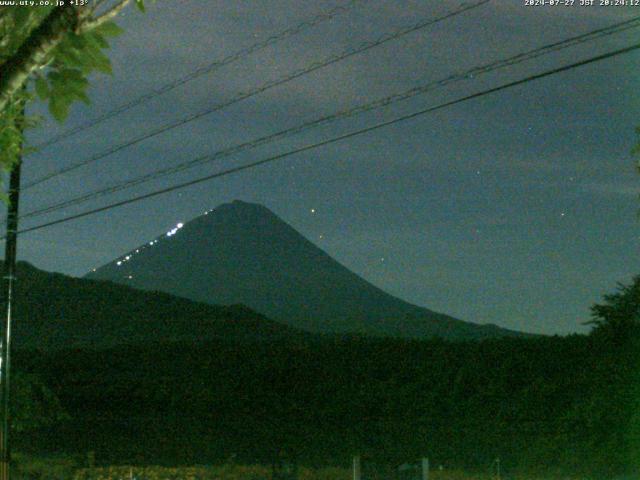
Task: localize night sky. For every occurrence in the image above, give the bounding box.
[13,0,640,335]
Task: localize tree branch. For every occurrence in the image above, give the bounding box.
[0,6,81,114]
[79,0,131,33]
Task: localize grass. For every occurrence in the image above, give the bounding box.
[8,456,597,480]
[70,464,591,480]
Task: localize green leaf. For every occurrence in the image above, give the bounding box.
[135,0,146,12]
[13,7,32,27]
[47,70,63,84]
[67,32,87,50]
[94,21,124,38]
[88,49,113,74]
[52,45,85,69]
[49,96,69,122]
[75,91,91,105]
[59,68,84,82]
[85,31,109,49]
[34,76,49,100]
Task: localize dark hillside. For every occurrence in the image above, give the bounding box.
[5,261,302,350]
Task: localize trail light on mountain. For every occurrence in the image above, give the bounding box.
[165,223,184,238]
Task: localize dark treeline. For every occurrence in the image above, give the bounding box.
[12,319,640,478]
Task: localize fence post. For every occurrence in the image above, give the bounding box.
[421,458,429,480]
[353,456,361,480]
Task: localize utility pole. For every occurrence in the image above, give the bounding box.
[0,98,25,480]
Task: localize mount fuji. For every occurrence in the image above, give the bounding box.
[86,200,523,340]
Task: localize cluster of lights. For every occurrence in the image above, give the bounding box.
[166,222,184,237]
[113,221,184,268]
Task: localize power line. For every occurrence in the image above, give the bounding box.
[22,0,491,191]
[20,15,640,221]
[12,41,640,238]
[31,0,364,152]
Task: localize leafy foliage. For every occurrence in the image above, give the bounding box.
[589,275,640,336]
[0,2,151,190]
[12,452,79,480]
[74,464,278,480]
[11,372,69,433]
[36,20,125,121]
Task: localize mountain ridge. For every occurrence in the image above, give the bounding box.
[4,260,305,350]
[86,200,527,340]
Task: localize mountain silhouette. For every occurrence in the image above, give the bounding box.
[86,200,524,340]
[4,261,301,350]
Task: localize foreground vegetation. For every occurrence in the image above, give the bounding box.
[12,460,597,480]
[6,275,640,479]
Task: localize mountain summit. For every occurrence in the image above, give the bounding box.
[86,200,522,340]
